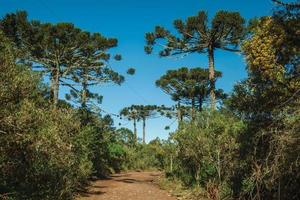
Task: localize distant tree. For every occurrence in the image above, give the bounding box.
[156,67,225,120]
[134,105,171,144]
[145,10,245,109]
[120,105,140,143]
[137,105,157,144]
[121,105,171,144]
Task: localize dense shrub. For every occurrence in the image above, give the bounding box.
[170,110,243,198]
[0,32,120,199]
[0,35,91,199]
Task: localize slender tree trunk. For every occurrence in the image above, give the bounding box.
[195,163,201,186]
[177,102,182,123]
[81,78,87,109]
[198,96,203,112]
[170,154,173,172]
[217,149,221,184]
[278,178,281,200]
[191,97,195,121]
[80,78,89,125]
[81,67,88,109]
[50,67,60,108]
[50,70,55,103]
[133,117,137,143]
[177,102,181,121]
[208,46,216,110]
[142,117,146,144]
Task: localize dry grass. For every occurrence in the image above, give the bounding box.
[155,175,209,200]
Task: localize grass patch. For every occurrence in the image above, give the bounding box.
[156,175,209,200]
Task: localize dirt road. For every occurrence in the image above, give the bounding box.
[77,171,176,200]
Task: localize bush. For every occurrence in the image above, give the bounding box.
[123,138,167,171]
[171,110,244,198]
[0,35,93,199]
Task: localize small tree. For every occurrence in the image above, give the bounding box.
[120,105,140,143]
[174,111,243,198]
[115,128,136,147]
[145,10,245,109]
[121,105,171,144]
[135,105,171,144]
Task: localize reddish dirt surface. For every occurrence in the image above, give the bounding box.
[76,171,176,200]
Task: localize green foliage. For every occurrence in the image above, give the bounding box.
[170,110,243,198]
[226,2,300,199]
[145,10,246,108]
[123,139,166,170]
[126,68,136,75]
[162,3,299,199]
[0,11,124,108]
[145,10,245,56]
[1,3,299,200]
[107,143,127,172]
[115,128,136,147]
[120,105,141,121]
[156,67,224,107]
[0,35,92,199]
[120,104,172,143]
[156,67,226,120]
[0,13,130,198]
[0,31,127,199]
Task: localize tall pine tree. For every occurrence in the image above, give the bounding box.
[145,10,245,109]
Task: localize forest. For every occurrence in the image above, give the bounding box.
[0,0,299,200]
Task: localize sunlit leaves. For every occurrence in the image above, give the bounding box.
[156,67,224,111]
[145,10,245,57]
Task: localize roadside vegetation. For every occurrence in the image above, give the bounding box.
[0,0,299,199]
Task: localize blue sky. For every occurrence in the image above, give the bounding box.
[1,0,276,142]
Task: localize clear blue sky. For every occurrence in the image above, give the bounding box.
[1,0,275,142]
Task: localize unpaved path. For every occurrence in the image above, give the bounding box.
[77,171,176,200]
[77,172,176,200]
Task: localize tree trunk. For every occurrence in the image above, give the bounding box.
[80,78,89,125]
[50,70,55,103]
[133,117,137,143]
[191,97,195,121]
[208,46,216,110]
[177,102,182,123]
[170,154,173,172]
[81,67,88,109]
[142,117,146,144]
[81,80,87,109]
[278,178,281,200]
[50,67,60,108]
[217,149,221,184]
[198,96,203,112]
[195,163,201,186]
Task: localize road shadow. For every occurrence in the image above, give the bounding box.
[77,183,107,198]
[79,190,106,197]
[76,172,162,198]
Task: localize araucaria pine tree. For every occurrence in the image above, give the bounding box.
[120,105,140,143]
[145,10,245,109]
[0,11,124,109]
[156,67,225,120]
